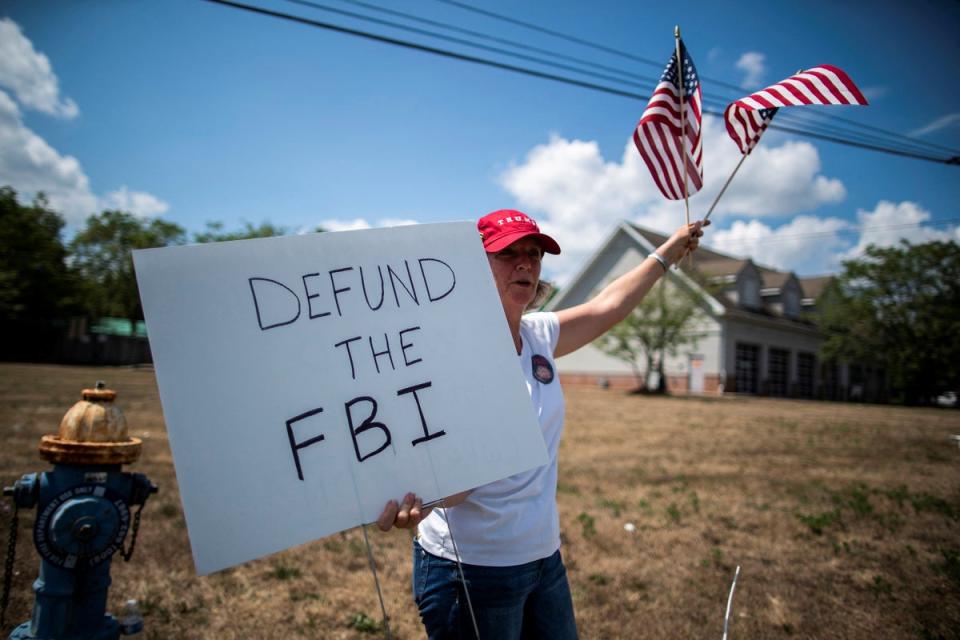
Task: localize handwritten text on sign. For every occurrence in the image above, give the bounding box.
[133,223,548,575]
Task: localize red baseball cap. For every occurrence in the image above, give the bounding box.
[477,210,561,255]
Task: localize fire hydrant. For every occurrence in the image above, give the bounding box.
[3,382,157,639]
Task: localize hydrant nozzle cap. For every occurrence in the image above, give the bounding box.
[38,382,142,465]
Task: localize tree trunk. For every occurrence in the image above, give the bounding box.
[655,353,667,394]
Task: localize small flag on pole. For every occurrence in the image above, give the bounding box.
[725,64,868,154]
[633,39,703,200]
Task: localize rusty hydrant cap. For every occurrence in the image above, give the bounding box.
[60,381,129,443]
[38,381,142,465]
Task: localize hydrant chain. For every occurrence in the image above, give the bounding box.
[1,500,19,628]
[121,503,144,562]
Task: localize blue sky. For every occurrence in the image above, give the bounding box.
[2,0,958,283]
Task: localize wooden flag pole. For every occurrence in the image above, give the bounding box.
[703,153,747,222]
[705,71,804,223]
[675,25,690,227]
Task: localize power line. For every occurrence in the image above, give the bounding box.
[279,0,658,90]
[324,0,951,159]
[202,0,958,165]
[431,0,960,158]
[328,0,663,86]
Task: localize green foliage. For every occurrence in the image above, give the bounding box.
[0,187,78,322]
[69,210,185,330]
[820,240,960,404]
[593,279,705,392]
[193,220,289,243]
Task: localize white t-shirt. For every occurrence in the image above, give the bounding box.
[418,311,566,566]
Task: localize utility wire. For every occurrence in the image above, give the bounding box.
[280,0,658,90]
[326,0,948,159]
[329,0,663,86]
[431,0,960,157]
[202,0,958,165]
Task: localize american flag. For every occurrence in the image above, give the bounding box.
[725,64,868,154]
[633,39,703,200]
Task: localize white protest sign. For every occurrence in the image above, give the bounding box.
[133,222,549,575]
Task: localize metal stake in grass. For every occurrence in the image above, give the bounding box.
[360,524,393,640]
[722,565,741,640]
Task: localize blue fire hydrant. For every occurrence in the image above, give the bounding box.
[3,382,157,640]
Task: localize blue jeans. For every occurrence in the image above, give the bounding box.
[412,539,579,640]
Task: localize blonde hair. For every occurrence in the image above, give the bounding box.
[527,280,555,311]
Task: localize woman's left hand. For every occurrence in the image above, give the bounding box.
[659,219,710,265]
[377,492,433,532]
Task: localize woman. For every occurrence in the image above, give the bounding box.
[378,209,706,639]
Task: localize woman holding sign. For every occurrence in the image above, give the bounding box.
[379,210,706,639]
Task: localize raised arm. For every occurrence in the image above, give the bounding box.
[554,221,706,358]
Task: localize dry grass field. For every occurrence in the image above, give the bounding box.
[1,363,958,639]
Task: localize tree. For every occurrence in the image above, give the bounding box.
[594,279,706,393]
[193,220,326,243]
[820,240,960,405]
[0,187,77,320]
[0,187,79,358]
[70,210,186,331]
[193,220,288,243]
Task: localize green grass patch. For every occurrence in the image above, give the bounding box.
[268,563,302,581]
[577,512,597,538]
[346,612,383,634]
[599,498,626,517]
[909,492,957,519]
[665,502,681,524]
[557,482,581,495]
[797,509,841,535]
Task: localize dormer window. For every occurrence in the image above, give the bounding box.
[739,270,761,308]
[782,284,801,318]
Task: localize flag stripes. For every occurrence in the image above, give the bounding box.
[633,39,703,200]
[725,64,868,154]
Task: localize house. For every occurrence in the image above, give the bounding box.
[546,221,870,399]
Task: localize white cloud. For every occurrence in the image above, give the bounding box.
[710,216,850,273]
[0,18,77,118]
[0,22,167,226]
[0,89,96,221]
[908,113,960,137]
[498,116,847,283]
[101,186,169,218]
[845,200,955,258]
[318,217,418,232]
[710,140,846,216]
[735,52,766,89]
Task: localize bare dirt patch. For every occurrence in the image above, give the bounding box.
[1,364,958,638]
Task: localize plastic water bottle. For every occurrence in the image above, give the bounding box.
[119,599,144,636]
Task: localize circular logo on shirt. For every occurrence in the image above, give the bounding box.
[531,354,554,384]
